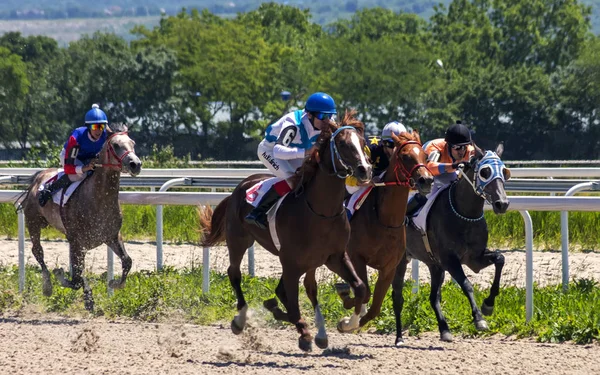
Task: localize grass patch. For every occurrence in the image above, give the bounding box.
[1,266,598,343]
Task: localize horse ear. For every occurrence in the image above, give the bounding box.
[106,125,114,133]
[473,142,484,159]
[390,132,400,144]
[495,142,504,158]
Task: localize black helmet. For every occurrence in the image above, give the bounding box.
[445,121,471,146]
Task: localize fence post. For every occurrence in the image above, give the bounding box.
[18,208,25,293]
[519,210,534,322]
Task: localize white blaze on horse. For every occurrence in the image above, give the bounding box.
[18,123,142,311]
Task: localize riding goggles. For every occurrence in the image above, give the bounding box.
[450,144,466,151]
[316,113,334,120]
[89,123,105,131]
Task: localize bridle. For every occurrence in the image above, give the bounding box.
[373,140,430,188]
[321,125,363,179]
[93,132,133,171]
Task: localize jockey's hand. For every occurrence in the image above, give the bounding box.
[451,162,464,170]
[82,163,96,173]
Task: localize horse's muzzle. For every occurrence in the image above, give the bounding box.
[127,156,142,176]
[416,175,434,195]
[492,199,510,214]
[355,164,372,184]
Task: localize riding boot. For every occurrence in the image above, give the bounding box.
[406,193,428,218]
[38,174,72,207]
[244,186,283,230]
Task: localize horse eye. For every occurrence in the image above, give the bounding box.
[503,167,511,181]
[479,166,492,181]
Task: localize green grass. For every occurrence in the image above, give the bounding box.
[1,202,599,250]
[1,265,598,343]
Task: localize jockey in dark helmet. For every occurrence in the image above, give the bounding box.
[244,92,337,229]
[405,120,475,217]
[38,104,108,207]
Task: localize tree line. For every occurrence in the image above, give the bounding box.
[0,0,599,161]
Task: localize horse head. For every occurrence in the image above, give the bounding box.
[389,131,433,195]
[307,109,372,184]
[99,123,142,176]
[463,142,510,214]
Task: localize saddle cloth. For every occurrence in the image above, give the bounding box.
[245,177,288,251]
[38,169,85,207]
[411,185,447,233]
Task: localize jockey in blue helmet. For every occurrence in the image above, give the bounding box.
[244,92,337,229]
[38,104,109,207]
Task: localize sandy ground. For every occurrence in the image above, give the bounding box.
[1,239,599,287]
[1,239,599,373]
[0,313,598,375]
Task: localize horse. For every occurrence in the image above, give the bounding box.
[18,123,142,311]
[199,110,372,352]
[392,143,510,345]
[334,130,434,333]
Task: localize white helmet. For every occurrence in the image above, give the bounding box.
[381,121,408,141]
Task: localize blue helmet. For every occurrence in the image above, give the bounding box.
[85,104,108,125]
[305,92,336,114]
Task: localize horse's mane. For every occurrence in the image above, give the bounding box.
[108,122,128,133]
[392,128,421,146]
[289,109,364,195]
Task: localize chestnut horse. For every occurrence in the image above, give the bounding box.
[393,144,510,345]
[333,131,433,334]
[199,111,372,352]
[18,123,142,311]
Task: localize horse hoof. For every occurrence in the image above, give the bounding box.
[336,317,357,333]
[395,337,405,347]
[481,301,494,316]
[299,337,313,352]
[231,319,244,335]
[84,300,95,312]
[314,336,328,350]
[440,331,454,342]
[108,279,124,290]
[475,319,489,331]
[263,298,278,311]
[335,283,350,296]
[42,282,53,297]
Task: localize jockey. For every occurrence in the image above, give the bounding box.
[344,121,408,220]
[244,92,337,229]
[405,120,475,217]
[38,104,108,207]
[345,121,409,194]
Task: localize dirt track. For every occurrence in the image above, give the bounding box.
[1,239,599,374]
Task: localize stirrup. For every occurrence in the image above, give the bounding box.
[244,212,268,230]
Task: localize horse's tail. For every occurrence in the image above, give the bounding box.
[198,196,231,246]
[13,170,45,213]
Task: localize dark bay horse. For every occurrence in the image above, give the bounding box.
[199,111,372,352]
[335,131,434,333]
[393,144,510,345]
[19,123,142,311]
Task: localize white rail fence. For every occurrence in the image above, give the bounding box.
[2,189,600,322]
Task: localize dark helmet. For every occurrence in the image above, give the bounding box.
[445,121,471,146]
[305,92,336,114]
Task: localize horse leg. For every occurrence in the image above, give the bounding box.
[53,242,94,311]
[263,276,290,322]
[304,269,328,349]
[325,252,367,333]
[469,249,505,316]
[359,264,396,328]
[446,258,488,332]
[227,244,249,335]
[281,270,312,352]
[106,235,132,289]
[335,255,369,311]
[428,264,452,341]
[28,219,52,296]
[392,255,408,346]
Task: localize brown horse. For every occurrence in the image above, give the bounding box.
[18,123,142,311]
[199,110,372,352]
[333,131,433,334]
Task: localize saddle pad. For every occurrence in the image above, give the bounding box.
[411,185,447,233]
[245,177,280,207]
[39,169,85,207]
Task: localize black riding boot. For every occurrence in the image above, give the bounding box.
[38,174,72,207]
[406,193,428,218]
[244,187,283,230]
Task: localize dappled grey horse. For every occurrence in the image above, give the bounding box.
[392,143,510,345]
[18,123,141,311]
